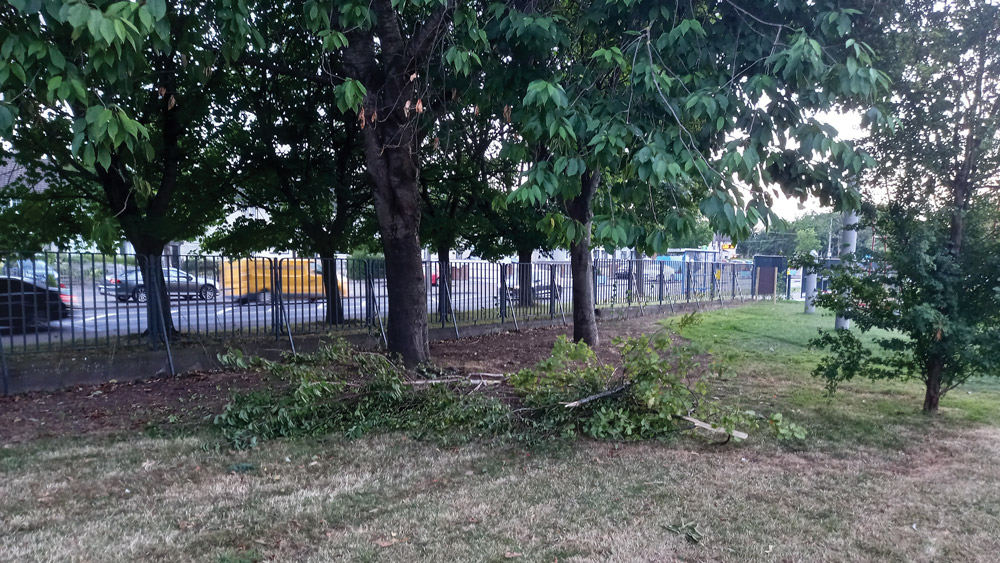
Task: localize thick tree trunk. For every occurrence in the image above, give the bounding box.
[437,245,452,322]
[363,122,430,366]
[339,0,457,365]
[924,356,944,412]
[517,246,534,306]
[566,170,600,347]
[133,244,174,344]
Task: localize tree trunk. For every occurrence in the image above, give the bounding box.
[923,356,944,412]
[437,245,452,322]
[363,121,430,366]
[133,245,174,344]
[517,246,534,306]
[321,258,345,325]
[566,170,600,346]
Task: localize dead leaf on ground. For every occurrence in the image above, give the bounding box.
[505,552,522,558]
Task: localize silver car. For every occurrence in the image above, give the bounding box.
[100,268,220,302]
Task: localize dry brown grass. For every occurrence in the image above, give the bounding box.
[4,426,1000,563]
[5,303,1000,562]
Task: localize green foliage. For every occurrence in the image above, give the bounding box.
[811,202,1000,408]
[675,311,703,332]
[810,328,872,394]
[215,341,511,448]
[794,228,822,255]
[499,1,888,251]
[1,0,236,253]
[511,334,804,442]
[215,333,804,449]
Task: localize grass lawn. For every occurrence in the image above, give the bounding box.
[3,302,1000,562]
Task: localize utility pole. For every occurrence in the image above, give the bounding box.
[835,210,859,329]
[804,250,818,314]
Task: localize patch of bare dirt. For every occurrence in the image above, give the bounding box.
[0,370,268,444]
[432,315,669,374]
[0,315,673,444]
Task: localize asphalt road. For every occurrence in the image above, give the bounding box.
[2,275,753,352]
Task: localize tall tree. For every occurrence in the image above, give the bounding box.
[813,0,1000,412]
[499,1,888,346]
[0,0,242,341]
[201,6,371,325]
[234,0,492,365]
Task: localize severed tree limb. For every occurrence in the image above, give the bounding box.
[561,384,750,440]
[681,416,749,440]
[563,383,633,408]
[405,377,503,386]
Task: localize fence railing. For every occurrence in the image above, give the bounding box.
[0,252,756,359]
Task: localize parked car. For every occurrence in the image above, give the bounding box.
[0,276,72,332]
[100,268,220,302]
[505,278,562,303]
[2,259,59,286]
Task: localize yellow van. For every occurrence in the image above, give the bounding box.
[220,258,347,302]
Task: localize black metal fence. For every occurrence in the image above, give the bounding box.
[0,252,757,360]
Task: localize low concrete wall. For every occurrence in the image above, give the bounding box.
[1,299,741,395]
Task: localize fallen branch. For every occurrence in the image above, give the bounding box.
[681,415,748,440]
[563,383,633,408]
[405,377,465,386]
[405,377,503,386]
[468,372,506,380]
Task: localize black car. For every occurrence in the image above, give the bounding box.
[505,278,562,303]
[0,276,72,332]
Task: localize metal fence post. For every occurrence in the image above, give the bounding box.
[546,264,554,319]
[658,262,664,305]
[626,260,634,307]
[365,260,375,327]
[731,265,736,301]
[271,258,281,341]
[1,332,9,396]
[710,262,716,301]
[685,265,692,303]
[499,263,507,323]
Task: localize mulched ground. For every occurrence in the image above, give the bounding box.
[0,315,671,444]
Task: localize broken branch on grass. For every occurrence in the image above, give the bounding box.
[405,376,504,386]
[563,383,633,408]
[681,415,749,440]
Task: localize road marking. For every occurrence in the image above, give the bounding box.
[216,306,235,317]
[82,312,117,323]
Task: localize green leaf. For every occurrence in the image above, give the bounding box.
[99,17,116,45]
[0,105,13,132]
[97,146,111,170]
[49,48,66,70]
[147,0,167,20]
[66,4,89,27]
[10,63,26,84]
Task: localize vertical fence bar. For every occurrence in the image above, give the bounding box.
[0,330,8,396]
[365,260,375,327]
[685,265,691,303]
[549,264,556,321]
[499,263,507,324]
